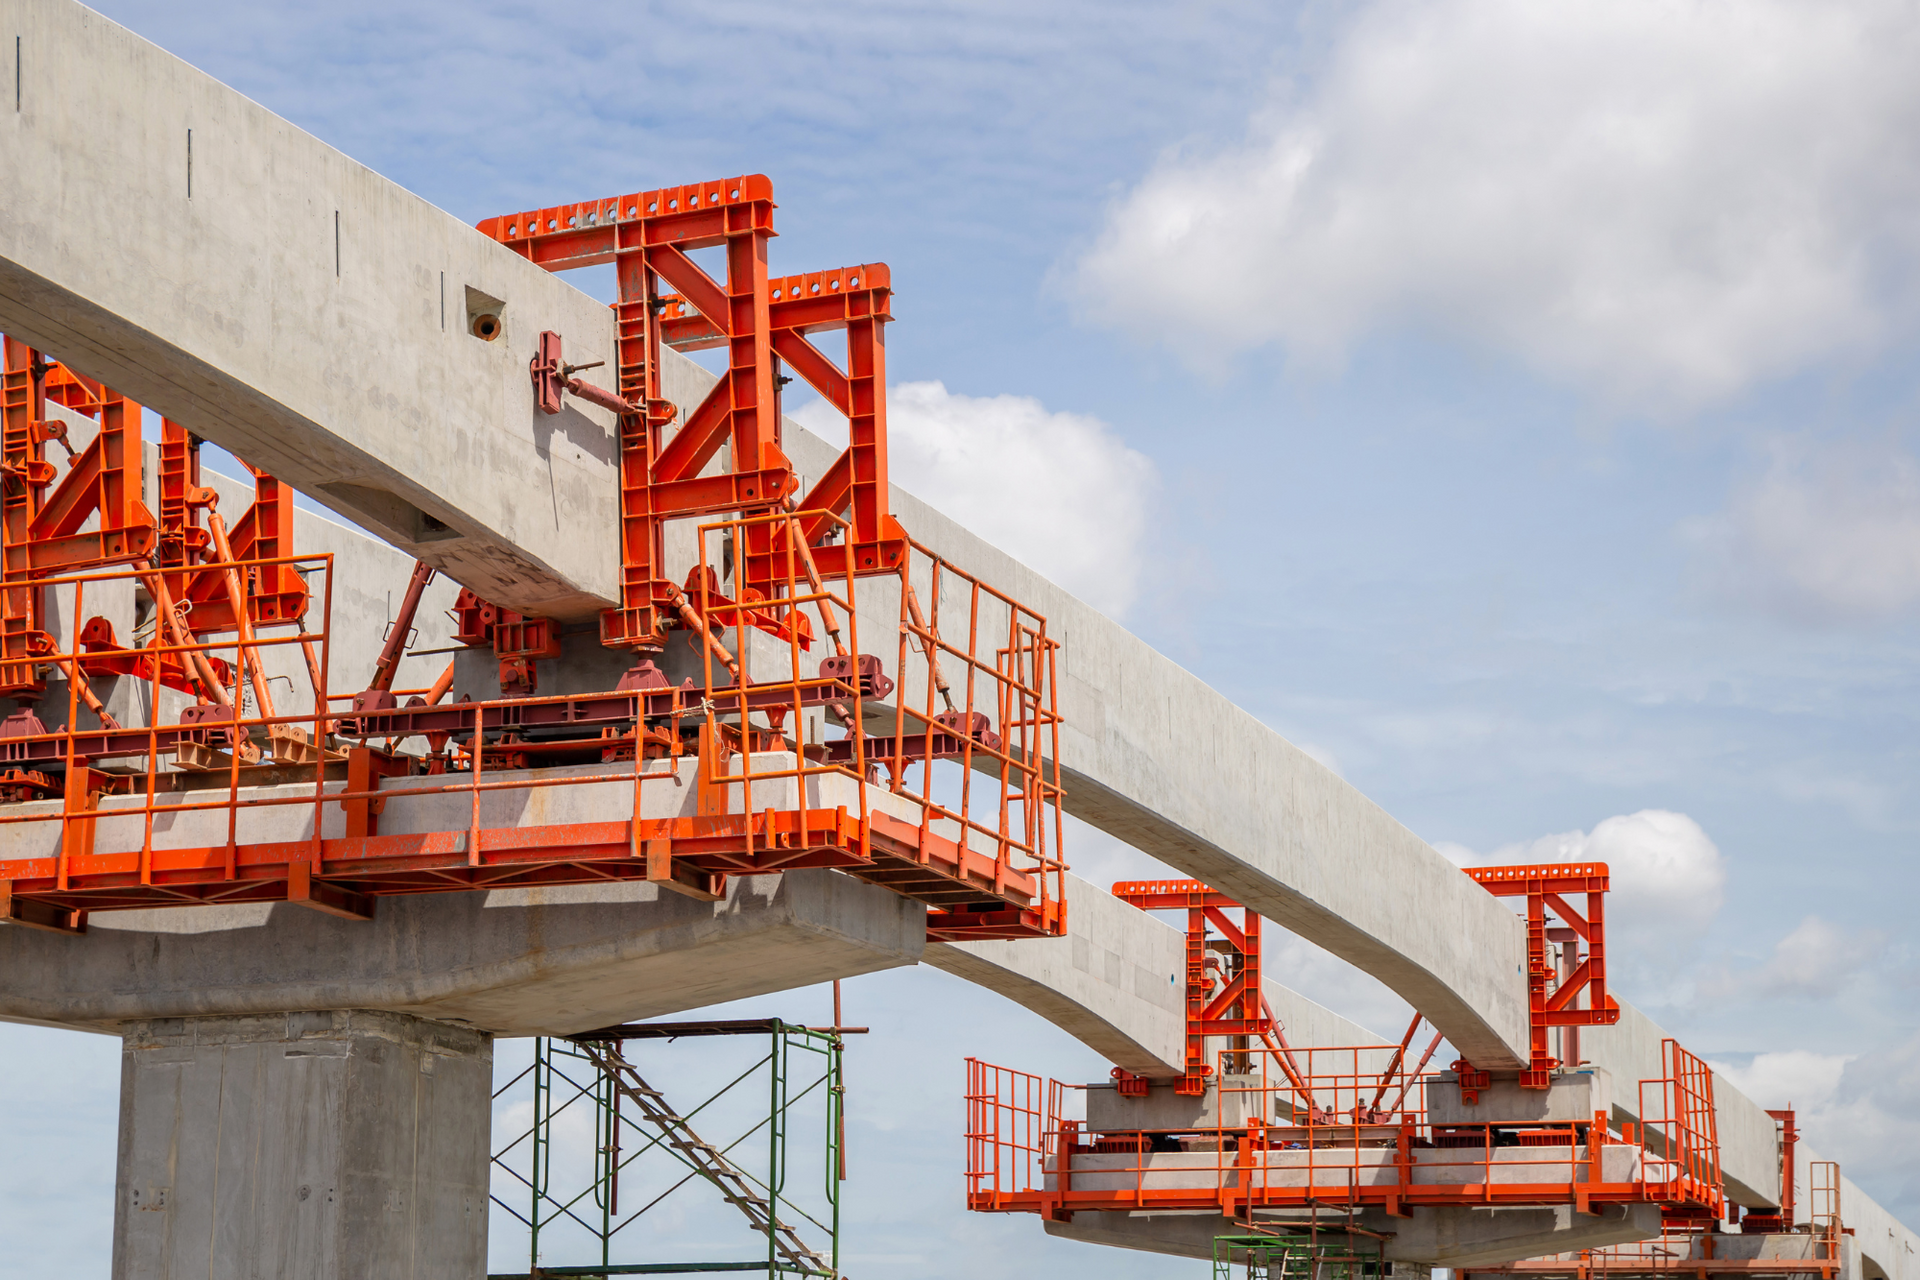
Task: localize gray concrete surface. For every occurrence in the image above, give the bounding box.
[0,871,925,1034]
[0,0,622,619]
[1043,1203,1662,1268]
[925,874,1187,1077]
[113,1010,490,1280]
[1428,1069,1612,1126]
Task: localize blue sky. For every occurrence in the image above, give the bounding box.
[7,0,1920,1274]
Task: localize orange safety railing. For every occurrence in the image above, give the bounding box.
[1472,1234,1844,1278]
[1635,1039,1724,1214]
[1810,1160,1842,1258]
[879,537,1064,940]
[965,1035,1724,1221]
[0,513,1066,941]
[0,553,340,929]
[966,1058,1061,1213]
[1468,1175,1845,1280]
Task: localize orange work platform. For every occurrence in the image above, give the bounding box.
[0,174,1068,946]
[965,1036,1726,1223]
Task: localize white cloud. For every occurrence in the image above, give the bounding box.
[1710,1038,1920,1225]
[797,381,1156,618]
[1073,0,1920,410]
[1710,1048,1853,1113]
[1752,915,1884,998]
[1689,437,1920,622]
[1440,809,1726,929]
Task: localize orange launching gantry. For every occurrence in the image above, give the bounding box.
[0,176,1067,947]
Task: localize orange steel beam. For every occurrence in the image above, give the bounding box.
[179,456,308,634]
[1765,1108,1798,1226]
[1464,862,1622,1088]
[661,263,907,583]
[19,381,157,574]
[0,801,1050,942]
[479,178,788,650]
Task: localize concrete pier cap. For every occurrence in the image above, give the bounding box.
[1041,1202,1663,1270]
[0,870,927,1036]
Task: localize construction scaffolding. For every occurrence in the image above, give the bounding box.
[490,1019,847,1279]
[1213,1231,1386,1280]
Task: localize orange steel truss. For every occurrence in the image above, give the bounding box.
[964,1035,1724,1223]
[1111,880,1271,1096]
[0,339,309,701]
[1465,862,1623,1088]
[476,177,908,651]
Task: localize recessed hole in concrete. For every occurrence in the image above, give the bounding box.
[465,285,505,342]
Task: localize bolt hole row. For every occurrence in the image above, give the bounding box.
[504,188,747,238]
[769,277,859,300]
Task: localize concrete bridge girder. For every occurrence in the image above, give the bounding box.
[0,869,926,1037]
[1,0,1536,1073]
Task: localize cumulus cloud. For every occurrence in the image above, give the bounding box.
[1689,437,1920,622]
[1073,0,1920,410]
[1440,809,1727,929]
[1711,1048,1853,1113]
[1711,1038,1920,1224]
[1439,810,1727,1004]
[797,381,1156,619]
[1752,915,1883,998]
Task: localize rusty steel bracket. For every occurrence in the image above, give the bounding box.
[532,330,639,417]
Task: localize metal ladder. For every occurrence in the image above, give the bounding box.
[577,1041,832,1276]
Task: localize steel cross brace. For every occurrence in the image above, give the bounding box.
[1464,862,1623,1088]
[477,177,909,651]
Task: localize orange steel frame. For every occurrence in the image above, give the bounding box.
[0,338,308,699]
[1111,880,1269,1096]
[1465,862,1622,1089]
[477,176,908,651]
[1467,1159,1842,1280]
[964,1035,1724,1223]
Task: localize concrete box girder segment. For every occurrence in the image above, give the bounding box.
[0,0,622,620]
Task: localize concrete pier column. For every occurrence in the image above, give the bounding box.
[111,1010,492,1280]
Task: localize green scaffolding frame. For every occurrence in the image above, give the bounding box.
[1213,1231,1387,1280]
[490,1019,845,1279]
